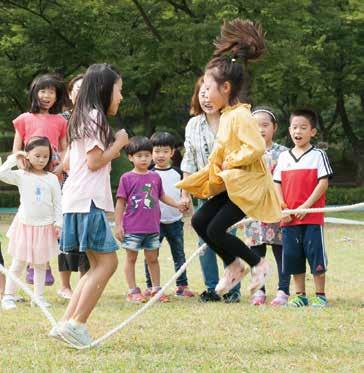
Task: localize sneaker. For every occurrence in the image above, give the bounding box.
[26,266,34,285]
[143,287,153,298]
[1,295,17,310]
[215,258,249,295]
[126,287,146,304]
[151,287,169,303]
[45,268,55,286]
[287,294,309,308]
[31,296,51,308]
[57,288,73,300]
[249,259,272,295]
[199,289,221,303]
[223,291,241,304]
[270,290,289,306]
[59,321,93,347]
[175,286,195,297]
[250,290,266,305]
[49,321,65,341]
[310,295,328,308]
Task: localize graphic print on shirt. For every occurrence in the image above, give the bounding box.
[35,183,43,203]
[142,183,155,209]
[129,183,156,211]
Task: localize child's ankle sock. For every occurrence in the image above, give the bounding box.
[69,319,84,327]
[316,292,326,297]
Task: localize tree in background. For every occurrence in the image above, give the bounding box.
[0,0,363,184]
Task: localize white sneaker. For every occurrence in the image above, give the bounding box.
[31,296,51,308]
[215,258,249,295]
[49,321,65,341]
[59,321,93,347]
[249,259,272,295]
[1,295,17,310]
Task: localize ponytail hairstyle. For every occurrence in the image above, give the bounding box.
[68,64,120,148]
[206,19,265,104]
[28,73,66,114]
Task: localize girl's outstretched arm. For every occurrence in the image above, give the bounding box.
[86,129,128,171]
[0,154,21,186]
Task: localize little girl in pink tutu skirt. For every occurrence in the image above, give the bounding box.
[0,136,62,310]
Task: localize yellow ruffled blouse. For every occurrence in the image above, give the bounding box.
[176,103,282,223]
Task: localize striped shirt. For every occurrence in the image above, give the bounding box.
[181,114,217,173]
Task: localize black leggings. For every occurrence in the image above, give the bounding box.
[251,244,290,294]
[191,192,260,268]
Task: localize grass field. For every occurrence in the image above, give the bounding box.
[0,214,363,372]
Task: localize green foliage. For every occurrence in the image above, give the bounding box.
[0,190,19,208]
[326,187,364,205]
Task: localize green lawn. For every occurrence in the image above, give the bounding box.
[0,216,363,372]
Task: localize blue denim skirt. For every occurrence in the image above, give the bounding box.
[60,202,119,254]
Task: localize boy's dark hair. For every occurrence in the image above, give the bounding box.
[29,73,66,114]
[150,132,175,149]
[24,136,53,171]
[125,136,153,156]
[68,63,120,148]
[290,108,318,129]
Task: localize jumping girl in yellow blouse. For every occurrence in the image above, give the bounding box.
[177,19,281,296]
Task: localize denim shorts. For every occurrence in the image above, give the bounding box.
[122,233,160,251]
[60,202,119,254]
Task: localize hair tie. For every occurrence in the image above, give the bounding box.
[252,109,277,122]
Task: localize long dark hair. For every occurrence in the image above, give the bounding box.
[24,136,53,171]
[206,19,265,104]
[68,63,120,148]
[29,74,66,114]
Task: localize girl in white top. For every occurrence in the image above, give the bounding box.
[0,136,62,310]
[50,63,129,348]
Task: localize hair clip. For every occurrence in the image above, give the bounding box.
[231,58,236,63]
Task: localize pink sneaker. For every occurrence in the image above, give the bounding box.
[215,258,249,296]
[270,290,289,306]
[151,287,169,303]
[251,290,266,305]
[175,286,195,297]
[143,287,153,298]
[249,259,272,295]
[127,287,146,304]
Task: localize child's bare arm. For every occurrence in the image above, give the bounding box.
[295,178,329,220]
[160,194,187,212]
[86,129,128,171]
[274,182,291,223]
[115,198,126,241]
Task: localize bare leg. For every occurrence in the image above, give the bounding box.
[61,250,118,323]
[144,249,160,287]
[59,271,72,291]
[0,273,5,299]
[313,273,325,293]
[293,273,306,294]
[124,250,138,289]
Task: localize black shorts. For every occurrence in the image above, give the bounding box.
[282,224,327,275]
[58,252,90,273]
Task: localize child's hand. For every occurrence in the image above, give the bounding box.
[221,161,227,171]
[281,215,292,224]
[115,129,129,150]
[53,163,63,175]
[177,200,188,213]
[54,226,61,239]
[115,225,124,242]
[15,151,30,170]
[180,195,192,212]
[295,203,309,220]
